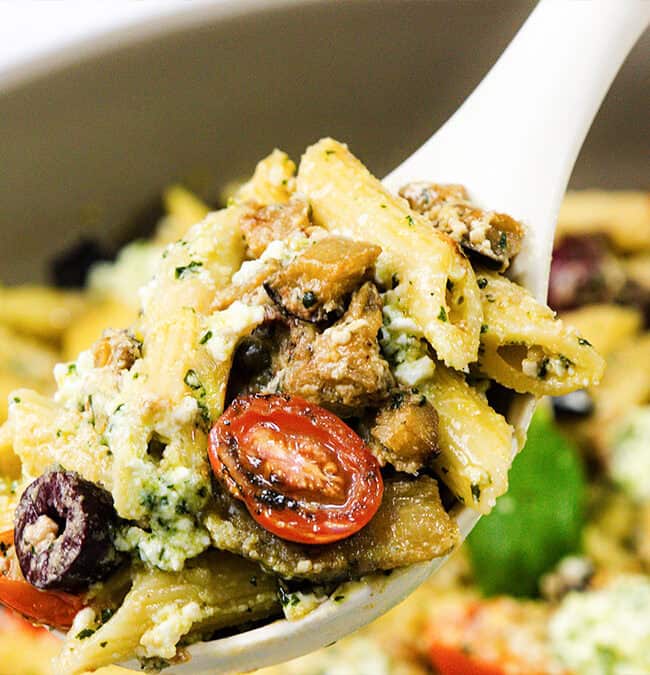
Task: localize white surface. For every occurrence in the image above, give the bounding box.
[0,0,297,89]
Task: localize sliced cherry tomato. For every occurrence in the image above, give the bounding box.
[0,529,84,630]
[0,576,84,630]
[429,642,506,675]
[208,394,383,544]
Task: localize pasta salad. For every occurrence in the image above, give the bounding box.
[0,139,604,673]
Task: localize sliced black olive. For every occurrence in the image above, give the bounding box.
[14,470,123,592]
[552,389,594,418]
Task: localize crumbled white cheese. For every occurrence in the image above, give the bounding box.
[550,575,650,675]
[282,590,328,622]
[204,302,265,363]
[379,293,435,386]
[139,601,204,659]
[394,356,436,386]
[115,464,211,571]
[23,515,59,553]
[610,406,650,501]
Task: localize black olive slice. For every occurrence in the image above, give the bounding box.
[14,470,123,592]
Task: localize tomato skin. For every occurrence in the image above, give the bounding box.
[429,642,507,675]
[0,530,84,630]
[0,577,84,631]
[208,394,383,544]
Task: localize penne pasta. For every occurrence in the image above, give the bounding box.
[54,551,279,675]
[297,138,482,371]
[476,271,605,396]
[421,365,514,513]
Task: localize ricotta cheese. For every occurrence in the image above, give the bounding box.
[550,575,650,675]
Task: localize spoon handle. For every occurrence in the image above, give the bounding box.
[384,0,650,300]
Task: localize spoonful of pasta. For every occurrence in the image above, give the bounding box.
[1,1,646,674]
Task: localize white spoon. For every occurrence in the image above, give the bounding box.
[127,1,650,672]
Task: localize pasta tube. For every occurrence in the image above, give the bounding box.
[54,552,279,675]
[297,138,482,371]
[477,271,605,396]
[421,365,514,513]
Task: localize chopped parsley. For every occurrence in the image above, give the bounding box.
[438,306,448,322]
[76,628,95,640]
[199,330,213,345]
[174,260,203,279]
[406,215,415,227]
[184,369,202,390]
[480,324,489,334]
[477,277,488,289]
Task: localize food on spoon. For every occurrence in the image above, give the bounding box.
[0,139,604,673]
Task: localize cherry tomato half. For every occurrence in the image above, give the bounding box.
[208,394,383,544]
[429,642,507,675]
[0,530,84,630]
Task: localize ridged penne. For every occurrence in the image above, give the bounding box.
[476,271,605,396]
[297,138,482,371]
[140,206,246,330]
[8,389,112,486]
[0,285,86,340]
[559,304,643,358]
[54,551,279,675]
[235,149,297,205]
[421,365,514,513]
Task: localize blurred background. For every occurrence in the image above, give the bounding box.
[0,2,648,674]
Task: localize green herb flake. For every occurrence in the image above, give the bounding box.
[67,363,77,375]
[11,397,20,404]
[333,594,345,603]
[76,628,95,640]
[184,369,202,390]
[480,324,489,334]
[477,277,488,289]
[438,306,448,322]
[406,215,415,227]
[100,641,108,648]
[175,260,203,279]
[199,330,213,345]
[471,484,481,502]
[325,149,336,156]
[497,232,508,251]
[578,337,592,347]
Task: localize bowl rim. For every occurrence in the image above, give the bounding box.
[0,0,323,93]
